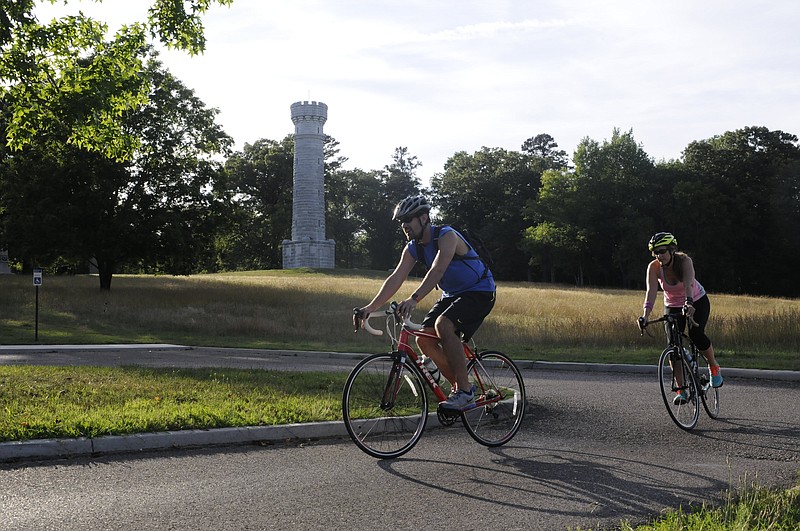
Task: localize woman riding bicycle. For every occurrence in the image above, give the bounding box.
[640,232,723,404]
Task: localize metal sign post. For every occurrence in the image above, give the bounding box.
[33,268,42,341]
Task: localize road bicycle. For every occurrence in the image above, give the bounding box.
[343,303,526,459]
[639,313,720,430]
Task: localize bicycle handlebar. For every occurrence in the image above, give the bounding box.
[356,302,424,336]
[639,313,698,336]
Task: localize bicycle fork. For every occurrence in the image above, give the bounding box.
[380,353,406,410]
[669,350,690,394]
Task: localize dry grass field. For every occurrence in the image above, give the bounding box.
[2,269,798,369]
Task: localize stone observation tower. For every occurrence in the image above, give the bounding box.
[282,101,335,269]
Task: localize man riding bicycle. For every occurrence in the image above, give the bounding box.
[353,194,496,410]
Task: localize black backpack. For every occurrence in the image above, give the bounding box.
[414,225,494,279]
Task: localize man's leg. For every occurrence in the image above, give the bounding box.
[434,315,470,392]
[416,334,454,385]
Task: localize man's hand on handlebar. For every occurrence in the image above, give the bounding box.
[395,297,417,320]
[637,316,647,334]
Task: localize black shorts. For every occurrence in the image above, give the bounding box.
[422,291,496,342]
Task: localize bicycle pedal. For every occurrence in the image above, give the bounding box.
[436,406,460,424]
[436,408,459,425]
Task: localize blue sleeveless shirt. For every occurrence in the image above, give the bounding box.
[407,225,496,297]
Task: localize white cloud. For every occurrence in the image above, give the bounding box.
[32,0,800,178]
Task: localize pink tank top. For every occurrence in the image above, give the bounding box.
[658,268,706,307]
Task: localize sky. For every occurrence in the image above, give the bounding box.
[35,1,800,183]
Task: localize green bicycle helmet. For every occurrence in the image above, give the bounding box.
[648,232,678,251]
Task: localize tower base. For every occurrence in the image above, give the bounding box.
[282,239,335,269]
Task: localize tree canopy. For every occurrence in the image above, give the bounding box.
[1,51,232,289]
[0,0,232,161]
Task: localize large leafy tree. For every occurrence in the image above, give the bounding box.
[220,137,295,270]
[0,53,232,289]
[329,168,387,269]
[0,0,233,161]
[521,133,569,171]
[432,146,541,280]
[372,147,424,269]
[521,169,590,284]
[523,129,656,287]
[678,126,800,295]
[324,147,423,271]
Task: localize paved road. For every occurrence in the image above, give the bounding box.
[0,353,798,530]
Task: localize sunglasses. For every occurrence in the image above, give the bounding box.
[652,248,670,255]
[398,215,417,224]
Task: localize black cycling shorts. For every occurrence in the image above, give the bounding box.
[422,291,495,342]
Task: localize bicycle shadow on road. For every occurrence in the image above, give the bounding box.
[686,415,800,460]
[376,437,729,526]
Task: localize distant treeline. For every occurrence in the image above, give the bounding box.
[2,72,797,297]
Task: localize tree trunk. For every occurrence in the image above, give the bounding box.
[97,260,115,291]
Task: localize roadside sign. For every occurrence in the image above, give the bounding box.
[33,268,43,286]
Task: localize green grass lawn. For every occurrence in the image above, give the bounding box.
[0,365,344,442]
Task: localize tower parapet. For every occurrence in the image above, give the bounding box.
[290,101,328,122]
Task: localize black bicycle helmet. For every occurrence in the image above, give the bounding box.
[648,232,678,251]
[392,194,431,220]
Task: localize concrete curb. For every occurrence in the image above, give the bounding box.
[0,344,190,352]
[1,345,797,463]
[0,422,350,463]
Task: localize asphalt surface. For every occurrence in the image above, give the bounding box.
[1,344,797,463]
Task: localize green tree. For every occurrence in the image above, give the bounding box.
[521,169,590,284]
[521,133,569,170]
[323,147,424,271]
[220,137,294,270]
[323,140,366,269]
[0,0,232,161]
[0,53,232,289]
[329,168,385,269]
[678,126,800,295]
[523,129,656,287]
[431,146,541,280]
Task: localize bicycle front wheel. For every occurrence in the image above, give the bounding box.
[658,347,699,430]
[461,350,526,447]
[342,352,428,459]
[694,349,720,419]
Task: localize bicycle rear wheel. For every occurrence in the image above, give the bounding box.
[342,352,428,459]
[461,350,526,447]
[694,348,720,419]
[658,347,699,430]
